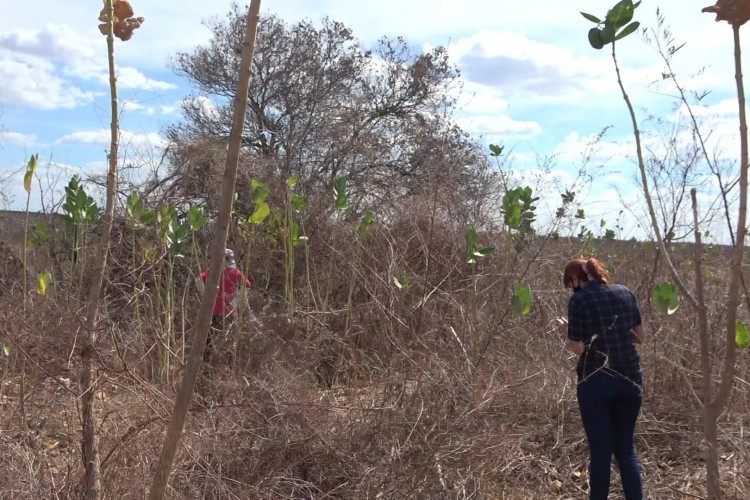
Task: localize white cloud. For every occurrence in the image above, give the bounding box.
[121,100,144,112]
[0,55,95,109]
[0,131,37,146]
[55,130,166,150]
[0,23,174,114]
[182,95,221,120]
[0,23,99,61]
[122,101,180,116]
[457,114,541,140]
[553,131,635,167]
[101,67,177,92]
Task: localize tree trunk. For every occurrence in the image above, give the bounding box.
[146,2,262,498]
[704,22,749,500]
[705,406,722,499]
[80,1,120,497]
[691,189,721,499]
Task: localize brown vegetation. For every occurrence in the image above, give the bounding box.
[2,3,748,498]
[0,210,748,498]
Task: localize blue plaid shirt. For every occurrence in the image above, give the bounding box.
[568,280,643,385]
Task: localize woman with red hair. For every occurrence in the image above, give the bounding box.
[562,257,645,500]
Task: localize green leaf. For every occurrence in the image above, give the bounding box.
[251,179,269,204]
[466,227,478,248]
[291,222,309,247]
[23,154,38,193]
[249,202,270,224]
[505,204,522,228]
[393,272,412,290]
[588,27,605,49]
[489,144,504,156]
[511,282,532,315]
[357,210,374,237]
[292,193,308,214]
[286,175,298,188]
[615,21,640,41]
[187,205,205,232]
[23,171,33,193]
[652,282,680,315]
[737,320,749,349]
[581,12,602,24]
[33,221,50,238]
[140,210,156,225]
[126,192,142,218]
[466,227,479,264]
[475,246,495,257]
[333,175,348,210]
[2,340,9,357]
[36,270,52,296]
[606,0,635,29]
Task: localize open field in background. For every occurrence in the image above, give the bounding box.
[0,203,748,499]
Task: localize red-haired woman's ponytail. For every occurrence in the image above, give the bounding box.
[563,257,611,287]
[584,258,610,284]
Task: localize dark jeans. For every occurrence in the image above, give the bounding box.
[577,370,643,500]
[204,314,235,363]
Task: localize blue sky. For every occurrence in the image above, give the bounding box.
[0,0,743,239]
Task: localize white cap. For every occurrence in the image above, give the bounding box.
[225,248,236,268]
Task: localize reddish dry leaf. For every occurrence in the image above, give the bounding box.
[702,0,750,26]
[97,0,144,41]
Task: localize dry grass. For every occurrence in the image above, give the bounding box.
[0,204,748,499]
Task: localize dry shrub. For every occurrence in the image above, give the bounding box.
[0,193,748,499]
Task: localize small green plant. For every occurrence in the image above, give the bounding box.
[22,154,38,310]
[61,175,100,284]
[392,272,413,291]
[283,175,308,317]
[652,281,680,315]
[466,227,495,265]
[126,191,156,228]
[736,320,749,349]
[248,179,270,224]
[36,270,52,296]
[582,0,641,50]
[247,177,308,316]
[511,282,532,315]
[152,203,204,382]
[502,187,538,232]
[502,186,539,251]
[26,221,52,247]
[125,191,156,352]
[357,210,374,237]
[333,174,349,211]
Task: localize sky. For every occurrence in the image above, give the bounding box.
[0,0,743,240]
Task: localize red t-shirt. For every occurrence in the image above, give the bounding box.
[199,267,251,316]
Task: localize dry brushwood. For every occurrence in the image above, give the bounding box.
[98,0,144,41]
[702,0,750,26]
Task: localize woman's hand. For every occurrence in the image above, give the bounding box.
[567,340,585,356]
[555,317,568,339]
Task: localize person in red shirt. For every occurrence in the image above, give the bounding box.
[195,248,251,362]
